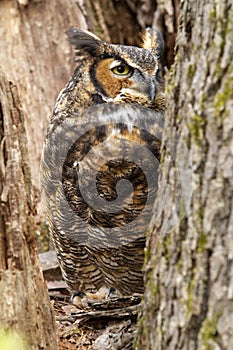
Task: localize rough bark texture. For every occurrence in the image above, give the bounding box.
[138,0,233,349]
[0,68,58,349]
[154,0,180,69]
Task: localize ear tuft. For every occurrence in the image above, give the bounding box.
[66,28,102,56]
[141,28,164,58]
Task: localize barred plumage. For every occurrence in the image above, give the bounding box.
[41,28,165,296]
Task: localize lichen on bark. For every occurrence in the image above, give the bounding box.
[138,0,233,348]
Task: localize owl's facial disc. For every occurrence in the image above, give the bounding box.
[93,58,157,103]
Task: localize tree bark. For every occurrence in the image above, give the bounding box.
[138,0,233,349]
[0,68,58,349]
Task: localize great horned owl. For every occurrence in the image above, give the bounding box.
[41,28,165,296]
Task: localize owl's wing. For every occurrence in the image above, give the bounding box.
[41,103,164,294]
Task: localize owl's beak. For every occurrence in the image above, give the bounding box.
[148,77,156,102]
[119,73,158,103]
[132,73,157,103]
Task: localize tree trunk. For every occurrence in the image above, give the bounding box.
[0,68,58,349]
[138,0,233,349]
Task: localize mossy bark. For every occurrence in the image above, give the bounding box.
[138,0,233,349]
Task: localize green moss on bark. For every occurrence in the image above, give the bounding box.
[189,114,206,146]
[200,314,221,349]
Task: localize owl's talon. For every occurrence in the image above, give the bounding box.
[70,291,87,307]
[70,291,86,303]
[106,287,118,299]
[71,287,121,307]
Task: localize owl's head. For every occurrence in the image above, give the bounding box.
[66,28,164,106]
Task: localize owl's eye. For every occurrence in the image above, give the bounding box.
[111,64,132,76]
